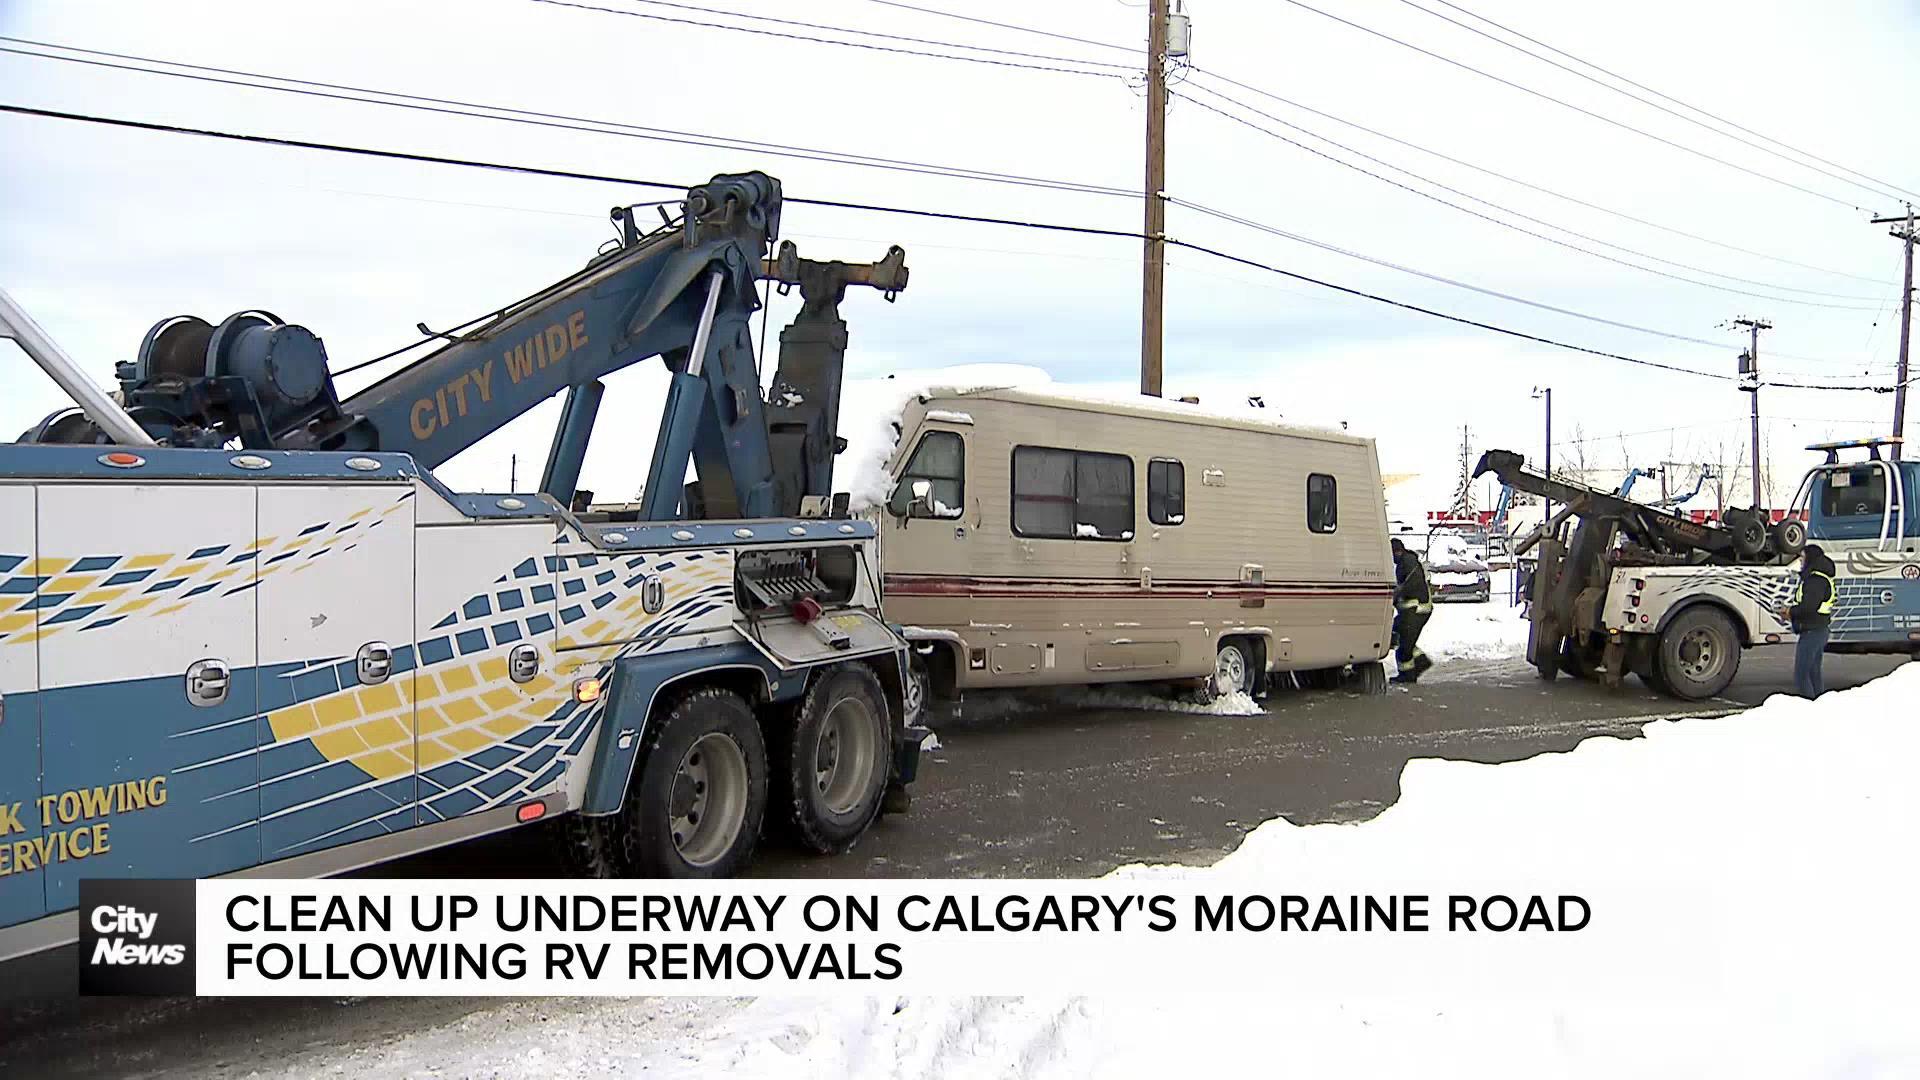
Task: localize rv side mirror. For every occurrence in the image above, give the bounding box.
[907,479,934,517]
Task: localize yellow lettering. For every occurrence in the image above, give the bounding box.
[92,822,110,855]
[569,311,588,351]
[10,839,37,872]
[78,786,113,820]
[545,325,570,365]
[532,332,548,369]
[410,398,437,439]
[448,373,472,417]
[36,794,55,824]
[471,361,494,404]
[148,776,166,807]
[435,387,450,428]
[0,803,21,836]
[0,841,9,876]
[124,781,148,813]
[67,823,92,859]
[56,791,80,825]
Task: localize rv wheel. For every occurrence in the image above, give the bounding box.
[1352,660,1388,695]
[1212,639,1255,698]
[903,653,930,725]
[774,665,892,855]
[624,686,768,878]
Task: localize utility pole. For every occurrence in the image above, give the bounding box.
[1140,0,1170,397]
[1733,317,1771,509]
[1871,204,1914,458]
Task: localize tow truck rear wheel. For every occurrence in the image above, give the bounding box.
[1657,607,1742,700]
[625,686,768,878]
[774,664,891,855]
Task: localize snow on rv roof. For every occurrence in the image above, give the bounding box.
[919,384,1368,445]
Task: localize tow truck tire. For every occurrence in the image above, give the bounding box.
[1772,518,1807,558]
[1529,619,1562,681]
[556,814,623,879]
[1635,666,1671,695]
[626,686,767,878]
[1726,510,1768,559]
[1656,607,1742,701]
[1561,638,1600,681]
[774,665,891,855]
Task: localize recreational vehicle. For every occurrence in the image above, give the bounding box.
[876,387,1396,708]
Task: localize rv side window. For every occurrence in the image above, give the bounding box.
[1012,446,1135,540]
[1306,473,1338,533]
[896,430,965,518]
[1149,459,1185,525]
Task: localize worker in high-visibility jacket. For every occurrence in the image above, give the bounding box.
[1390,538,1435,684]
[1777,544,1836,699]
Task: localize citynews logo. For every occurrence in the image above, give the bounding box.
[79,879,197,996]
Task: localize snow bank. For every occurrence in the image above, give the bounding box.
[630,666,1920,1079]
[1410,601,1529,663]
[837,364,1051,512]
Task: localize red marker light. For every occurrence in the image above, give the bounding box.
[516,800,547,823]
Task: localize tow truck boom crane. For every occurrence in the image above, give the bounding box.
[21,171,908,524]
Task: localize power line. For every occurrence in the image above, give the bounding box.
[1168,195,1861,372]
[1173,89,1882,312]
[847,0,1896,282]
[1185,66,1883,285]
[1178,82,1883,304]
[524,0,1127,77]
[1271,0,1867,211]
[596,0,1138,67]
[1412,0,1920,205]
[0,101,1896,394]
[855,0,1140,55]
[1390,0,1912,206]
[0,39,1138,199]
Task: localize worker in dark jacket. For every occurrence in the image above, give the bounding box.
[1390,539,1435,684]
[1777,544,1836,699]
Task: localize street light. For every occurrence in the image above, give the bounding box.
[1531,385,1552,530]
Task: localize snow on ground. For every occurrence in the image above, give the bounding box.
[955,684,1265,721]
[304,664,1919,1079]
[1410,599,1531,664]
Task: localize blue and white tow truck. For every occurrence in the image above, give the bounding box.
[0,172,926,961]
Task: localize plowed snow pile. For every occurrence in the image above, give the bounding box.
[296,667,1918,1080]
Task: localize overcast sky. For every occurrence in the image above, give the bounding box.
[3,0,1916,514]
